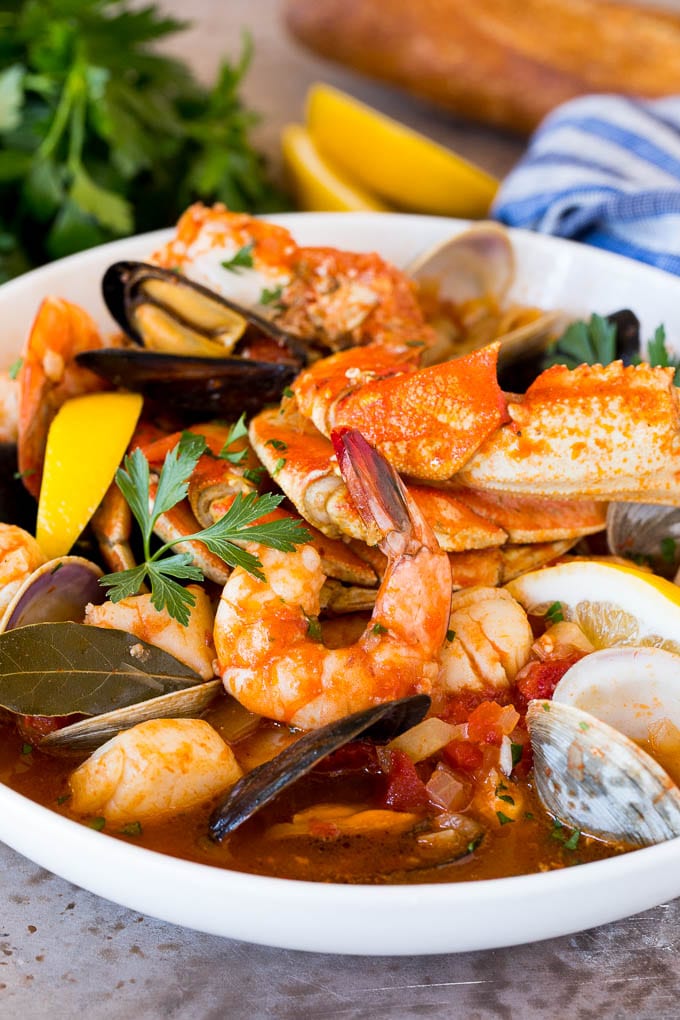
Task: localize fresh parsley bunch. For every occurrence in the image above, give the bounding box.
[544,315,680,380]
[0,0,287,282]
[100,431,310,625]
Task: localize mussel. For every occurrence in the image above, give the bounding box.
[209,695,431,840]
[527,646,680,846]
[76,262,310,420]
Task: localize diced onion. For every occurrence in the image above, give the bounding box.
[425,762,470,811]
[499,735,513,776]
[388,717,457,762]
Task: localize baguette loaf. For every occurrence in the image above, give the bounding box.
[285,0,680,134]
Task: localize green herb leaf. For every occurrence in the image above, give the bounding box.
[545,601,564,624]
[218,413,249,464]
[445,629,456,643]
[496,811,514,826]
[259,285,283,307]
[306,616,322,642]
[543,314,617,369]
[88,817,106,831]
[265,438,287,452]
[497,794,515,805]
[371,622,388,635]
[0,622,202,717]
[221,242,254,273]
[510,743,523,767]
[150,430,207,530]
[661,536,677,565]
[120,821,143,837]
[8,356,22,380]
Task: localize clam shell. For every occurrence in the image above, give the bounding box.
[527,699,680,846]
[0,557,104,634]
[209,694,431,840]
[40,679,222,753]
[552,646,680,740]
[407,223,515,305]
[607,502,680,574]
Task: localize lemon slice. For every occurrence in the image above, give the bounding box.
[281,124,392,213]
[37,392,143,559]
[506,560,680,655]
[306,83,499,217]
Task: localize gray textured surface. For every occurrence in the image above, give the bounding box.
[1,838,680,1019]
[4,1,680,1015]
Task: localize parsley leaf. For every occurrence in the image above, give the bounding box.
[8,356,22,380]
[260,285,283,307]
[645,325,680,381]
[100,438,310,624]
[221,242,254,273]
[218,414,249,465]
[543,314,617,369]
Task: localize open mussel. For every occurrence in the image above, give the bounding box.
[76,262,310,419]
[209,694,431,840]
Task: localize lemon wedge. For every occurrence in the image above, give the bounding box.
[281,124,392,213]
[306,83,499,217]
[37,392,143,560]
[506,560,680,655]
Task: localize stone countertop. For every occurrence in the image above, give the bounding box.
[2,2,680,1016]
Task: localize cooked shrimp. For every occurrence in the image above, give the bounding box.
[18,297,108,497]
[84,585,216,680]
[214,429,452,729]
[69,719,242,825]
[0,524,47,613]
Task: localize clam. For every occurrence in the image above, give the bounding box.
[527,646,680,846]
[209,694,431,840]
[607,502,680,577]
[40,679,222,753]
[406,223,563,370]
[76,262,310,419]
[0,556,105,634]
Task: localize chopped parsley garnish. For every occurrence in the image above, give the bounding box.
[550,818,581,850]
[265,438,287,452]
[221,242,255,273]
[99,431,310,625]
[88,817,106,831]
[306,617,323,642]
[282,387,294,399]
[120,821,143,838]
[645,325,680,381]
[260,285,284,307]
[8,356,23,380]
[218,413,249,465]
[371,622,388,635]
[271,457,286,476]
[243,467,266,485]
[545,601,564,624]
[496,811,514,826]
[497,794,515,806]
[510,743,523,767]
[21,743,32,755]
[661,536,677,565]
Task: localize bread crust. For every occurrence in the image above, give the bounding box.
[285,0,680,134]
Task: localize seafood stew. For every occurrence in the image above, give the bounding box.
[2,207,680,898]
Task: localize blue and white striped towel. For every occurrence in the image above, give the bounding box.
[492,95,680,275]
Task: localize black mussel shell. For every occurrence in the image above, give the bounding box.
[102,261,309,364]
[605,309,640,365]
[209,694,431,841]
[75,348,299,421]
[0,443,36,532]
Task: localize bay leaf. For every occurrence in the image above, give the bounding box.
[0,622,202,717]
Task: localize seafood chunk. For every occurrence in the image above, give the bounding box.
[84,585,216,680]
[0,524,47,613]
[460,361,680,501]
[439,587,533,693]
[214,430,451,728]
[69,718,242,825]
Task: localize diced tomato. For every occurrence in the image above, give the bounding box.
[440,687,511,725]
[443,740,484,771]
[515,653,584,709]
[17,714,81,745]
[380,749,431,812]
[316,739,381,776]
[467,701,519,746]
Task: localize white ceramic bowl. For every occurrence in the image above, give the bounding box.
[2,212,680,955]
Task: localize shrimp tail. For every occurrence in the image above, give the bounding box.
[331,427,434,555]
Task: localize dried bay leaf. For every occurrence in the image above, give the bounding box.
[0,622,201,717]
